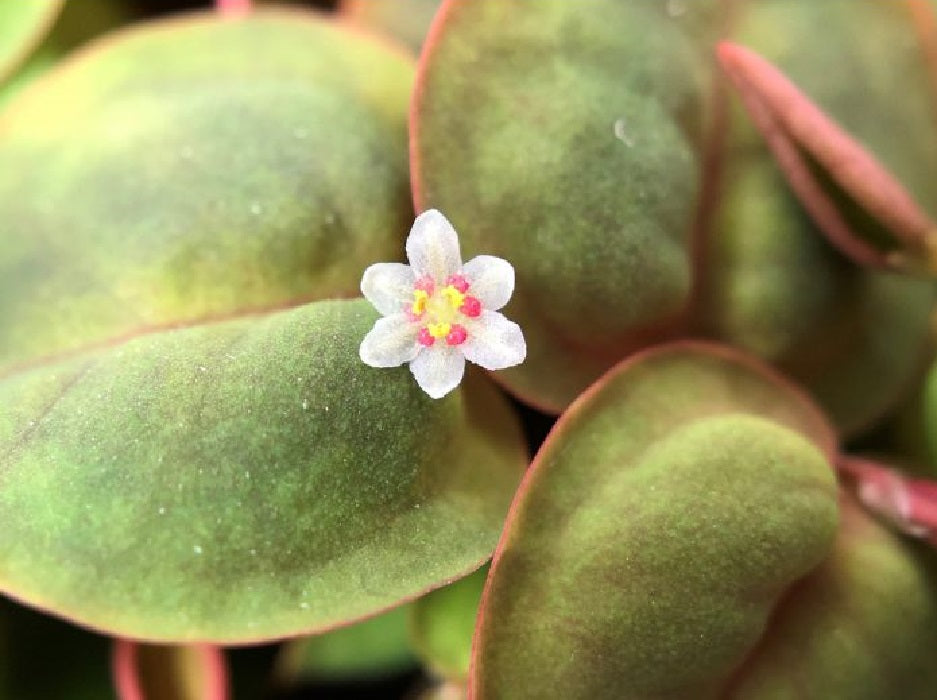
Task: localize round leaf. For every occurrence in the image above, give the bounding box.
[0,9,414,371]
[0,300,526,642]
[276,604,416,682]
[410,566,487,680]
[731,494,937,697]
[412,0,708,411]
[471,343,839,698]
[701,152,936,436]
[0,0,62,84]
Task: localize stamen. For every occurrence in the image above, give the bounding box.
[417,327,435,347]
[411,289,429,315]
[427,322,452,339]
[414,276,435,294]
[446,274,470,293]
[442,285,466,309]
[446,324,468,345]
[460,296,482,318]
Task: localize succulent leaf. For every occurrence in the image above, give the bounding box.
[729,495,937,698]
[341,0,442,53]
[0,298,526,642]
[0,0,62,85]
[723,0,937,271]
[471,343,839,698]
[276,604,417,683]
[0,10,414,371]
[410,565,487,681]
[700,152,937,436]
[412,0,710,411]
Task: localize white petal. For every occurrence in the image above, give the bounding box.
[406,209,462,282]
[462,311,526,370]
[409,346,465,399]
[359,315,420,367]
[361,262,415,316]
[462,255,515,310]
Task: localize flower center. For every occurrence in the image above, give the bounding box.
[411,274,481,347]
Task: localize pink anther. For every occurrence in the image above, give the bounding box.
[459,296,482,318]
[417,327,435,347]
[446,324,468,345]
[446,274,470,293]
[414,276,435,295]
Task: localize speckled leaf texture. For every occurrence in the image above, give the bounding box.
[733,0,937,257]
[0,11,526,643]
[341,0,441,53]
[410,565,487,681]
[276,604,416,682]
[700,0,937,436]
[472,344,937,698]
[0,0,62,84]
[0,9,414,370]
[412,0,710,411]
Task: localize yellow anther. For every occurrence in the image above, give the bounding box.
[411,289,429,315]
[427,322,451,339]
[441,285,466,309]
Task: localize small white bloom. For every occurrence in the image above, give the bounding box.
[359,209,526,398]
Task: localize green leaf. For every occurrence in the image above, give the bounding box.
[410,566,487,681]
[731,494,937,698]
[341,0,442,53]
[276,604,416,682]
[0,9,414,371]
[724,0,937,268]
[0,0,132,109]
[113,640,227,700]
[0,0,62,84]
[472,343,839,698]
[701,152,936,437]
[0,300,526,642]
[412,0,707,411]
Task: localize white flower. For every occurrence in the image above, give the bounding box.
[359,209,526,399]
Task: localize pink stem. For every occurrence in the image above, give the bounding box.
[838,456,937,542]
[216,0,251,15]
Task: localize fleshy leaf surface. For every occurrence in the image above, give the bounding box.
[412,0,708,411]
[471,343,838,698]
[0,0,131,109]
[0,300,526,642]
[341,0,441,53]
[276,603,416,682]
[724,0,937,270]
[700,151,936,436]
[729,494,937,698]
[410,566,487,681]
[0,0,61,84]
[0,9,414,371]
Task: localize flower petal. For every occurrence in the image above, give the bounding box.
[359,315,420,367]
[361,262,415,316]
[409,346,465,399]
[406,209,462,282]
[462,311,526,370]
[462,255,515,310]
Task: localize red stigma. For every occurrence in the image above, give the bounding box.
[460,296,482,318]
[446,324,468,345]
